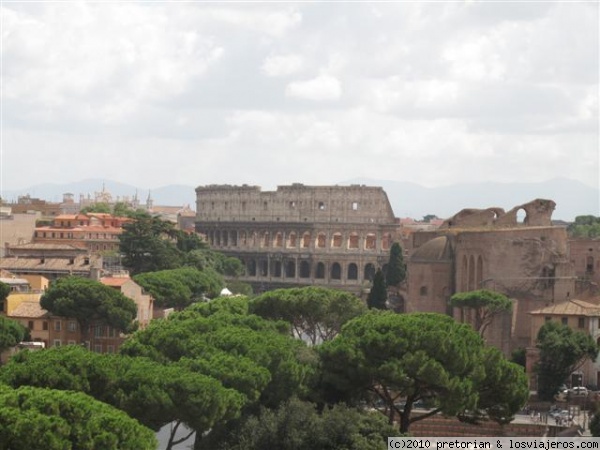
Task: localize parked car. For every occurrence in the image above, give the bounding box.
[569,386,589,396]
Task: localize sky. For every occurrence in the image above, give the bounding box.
[1,1,599,193]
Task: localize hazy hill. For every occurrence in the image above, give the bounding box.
[1,178,598,221]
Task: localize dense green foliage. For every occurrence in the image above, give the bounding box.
[0,384,157,450]
[0,282,10,313]
[367,269,387,310]
[568,215,600,238]
[535,321,599,401]
[210,397,397,450]
[250,287,367,345]
[0,316,28,353]
[450,289,512,337]
[40,276,137,343]
[133,267,224,309]
[319,312,527,433]
[0,345,244,434]
[386,242,406,286]
[119,211,245,281]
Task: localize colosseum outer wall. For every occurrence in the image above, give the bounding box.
[195,184,401,294]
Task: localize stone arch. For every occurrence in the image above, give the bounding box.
[248,259,257,277]
[347,263,358,280]
[302,232,311,248]
[365,233,376,250]
[274,232,283,248]
[331,262,342,280]
[331,232,343,248]
[364,263,376,282]
[231,230,238,247]
[587,256,595,273]
[315,262,326,279]
[222,231,229,247]
[273,261,282,277]
[288,232,297,248]
[262,232,270,248]
[260,260,268,276]
[516,208,528,225]
[382,234,392,250]
[317,233,326,248]
[476,255,483,287]
[299,261,311,278]
[285,260,296,278]
[215,230,221,246]
[348,232,359,249]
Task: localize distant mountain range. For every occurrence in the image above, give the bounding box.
[1,177,598,221]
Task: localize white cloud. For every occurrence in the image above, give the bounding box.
[1,2,598,195]
[262,54,304,77]
[285,75,342,101]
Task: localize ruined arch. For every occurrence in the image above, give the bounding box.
[299,261,310,278]
[347,263,358,280]
[331,262,342,280]
[364,263,376,282]
[317,233,326,248]
[315,262,326,279]
[285,260,296,278]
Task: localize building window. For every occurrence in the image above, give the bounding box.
[289,201,296,208]
[54,320,61,332]
[68,321,77,332]
[302,233,311,248]
[27,320,34,330]
[561,317,568,325]
[94,344,102,353]
[347,263,358,280]
[53,339,61,347]
[420,286,428,296]
[348,233,359,249]
[43,321,48,331]
[578,317,585,329]
[94,326,104,338]
[545,316,552,322]
[365,234,376,250]
[68,340,76,345]
[107,345,115,353]
[318,202,325,210]
[352,202,358,211]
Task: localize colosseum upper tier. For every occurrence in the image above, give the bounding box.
[195,184,401,293]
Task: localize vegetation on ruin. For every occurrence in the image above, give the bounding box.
[535,321,599,401]
[568,215,600,239]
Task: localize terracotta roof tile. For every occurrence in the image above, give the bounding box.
[9,301,48,318]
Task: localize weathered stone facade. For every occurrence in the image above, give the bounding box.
[406,199,575,354]
[195,184,400,294]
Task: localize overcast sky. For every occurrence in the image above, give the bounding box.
[1,1,598,193]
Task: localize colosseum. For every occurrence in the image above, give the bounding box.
[195,184,401,294]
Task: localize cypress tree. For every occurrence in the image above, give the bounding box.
[386,242,406,287]
[367,269,387,310]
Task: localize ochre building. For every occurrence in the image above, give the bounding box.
[195,184,400,294]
